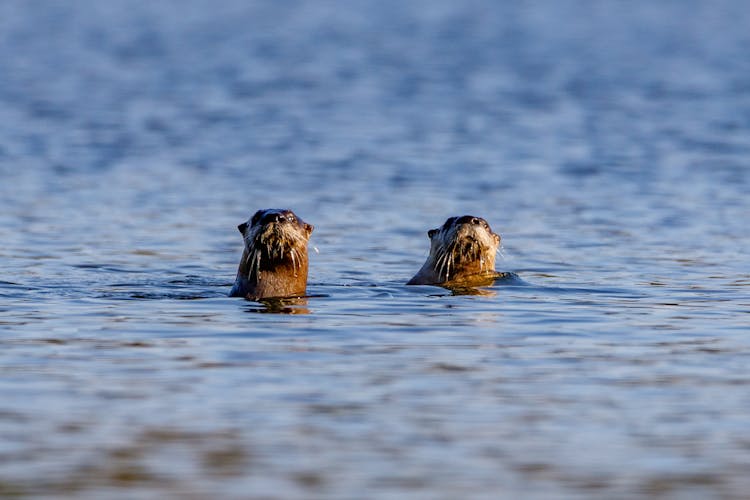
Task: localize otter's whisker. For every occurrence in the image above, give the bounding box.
[438,245,449,281]
[445,243,457,281]
[245,249,255,279]
[497,245,506,260]
[436,247,450,281]
[291,248,299,276]
[248,250,255,279]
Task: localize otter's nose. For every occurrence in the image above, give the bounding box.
[261,212,285,225]
[456,215,482,225]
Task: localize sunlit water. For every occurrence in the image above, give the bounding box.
[1,1,749,498]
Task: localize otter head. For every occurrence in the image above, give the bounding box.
[230,209,313,300]
[408,215,501,286]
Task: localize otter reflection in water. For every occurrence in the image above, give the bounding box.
[230,209,313,301]
[408,215,505,288]
[245,297,311,314]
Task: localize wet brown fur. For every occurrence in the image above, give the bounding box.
[230,209,313,300]
[407,215,501,287]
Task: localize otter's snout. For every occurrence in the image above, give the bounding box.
[456,216,483,226]
[452,215,500,248]
[261,212,292,225]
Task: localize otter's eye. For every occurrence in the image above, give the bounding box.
[287,215,296,223]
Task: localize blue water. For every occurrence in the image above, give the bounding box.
[1,1,749,497]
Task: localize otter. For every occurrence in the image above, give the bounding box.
[407,215,502,287]
[230,209,313,300]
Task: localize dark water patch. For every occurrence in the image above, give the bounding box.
[102,292,219,300]
[511,284,646,299]
[73,266,151,273]
[429,362,477,372]
[242,297,313,315]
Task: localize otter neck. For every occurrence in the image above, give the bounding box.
[432,251,495,283]
[234,246,309,300]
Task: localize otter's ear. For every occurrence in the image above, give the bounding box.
[238,222,248,234]
[304,223,314,236]
[428,228,438,238]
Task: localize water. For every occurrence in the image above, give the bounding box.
[1,0,749,497]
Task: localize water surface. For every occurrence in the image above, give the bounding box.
[1,1,749,498]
